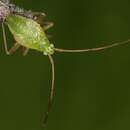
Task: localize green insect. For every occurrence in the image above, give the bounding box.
[1,0,130,126]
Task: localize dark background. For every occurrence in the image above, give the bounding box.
[0,0,130,129]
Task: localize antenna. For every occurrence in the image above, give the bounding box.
[54,39,130,53]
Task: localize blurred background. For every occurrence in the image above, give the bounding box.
[0,0,130,129]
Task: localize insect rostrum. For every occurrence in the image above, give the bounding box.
[0,0,130,127]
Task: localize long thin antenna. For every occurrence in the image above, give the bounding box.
[1,23,9,55]
[54,39,130,53]
[42,55,55,126]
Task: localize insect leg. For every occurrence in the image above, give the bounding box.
[42,55,55,126]
[43,22,54,31]
[1,23,10,55]
[8,43,20,55]
[31,12,46,17]
[16,11,46,19]
[9,44,29,56]
[22,11,53,31]
[54,39,130,53]
[22,47,29,56]
[2,23,22,55]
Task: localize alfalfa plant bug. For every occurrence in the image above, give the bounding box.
[0,0,130,126]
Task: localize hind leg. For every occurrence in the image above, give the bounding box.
[8,43,21,55]
[2,23,21,55]
[9,43,30,56]
[22,47,29,56]
[2,22,30,56]
[2,23,10,55]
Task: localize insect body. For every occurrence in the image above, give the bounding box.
[6,15,55,55]
[1,0,130,127]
